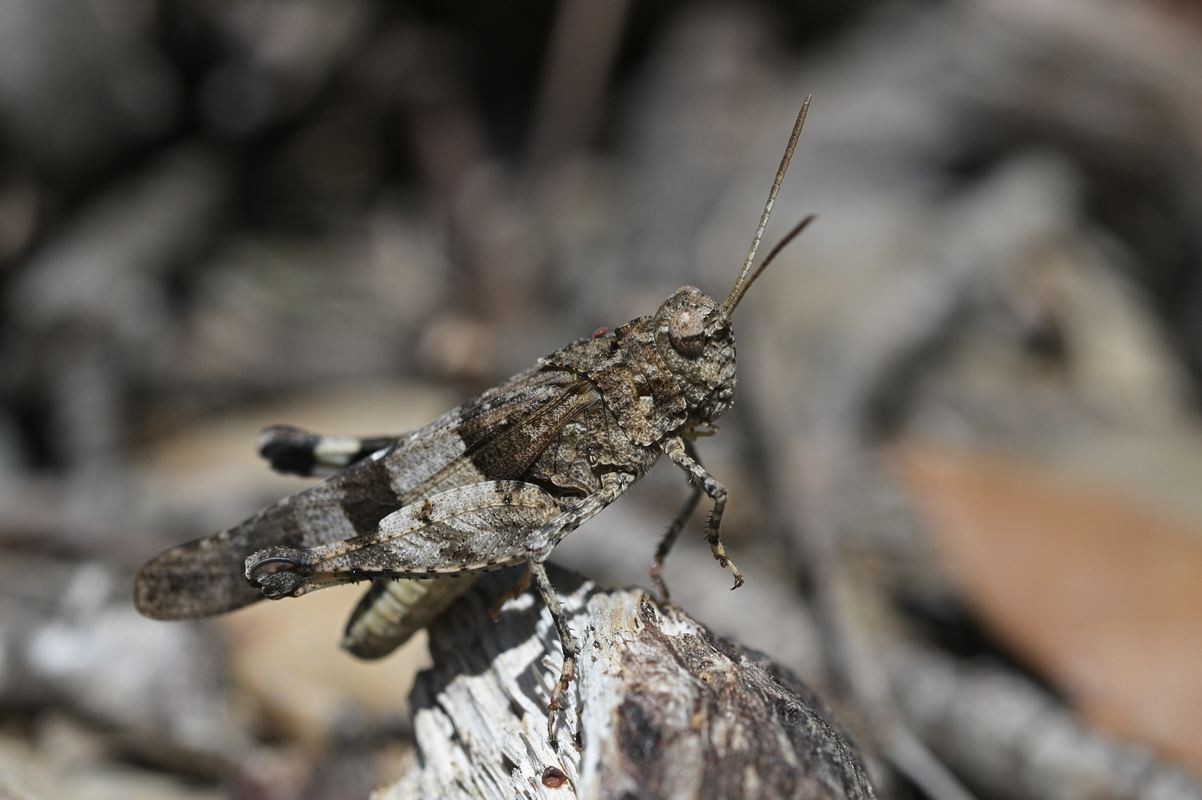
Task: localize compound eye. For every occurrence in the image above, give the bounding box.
[668,307,707,357]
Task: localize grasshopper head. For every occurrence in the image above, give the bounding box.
[654,286,737,424]
[652,213,817,425]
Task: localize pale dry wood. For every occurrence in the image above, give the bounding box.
[379,566,876,800]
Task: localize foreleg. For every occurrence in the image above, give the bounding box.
[662,436,743,590]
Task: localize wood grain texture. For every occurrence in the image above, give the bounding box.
[379,566,876,800]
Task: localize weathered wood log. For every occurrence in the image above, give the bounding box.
[379,566,877,800]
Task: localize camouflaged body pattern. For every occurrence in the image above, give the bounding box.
[135,286,739,661]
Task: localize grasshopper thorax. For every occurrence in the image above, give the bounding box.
[654,286,737,425]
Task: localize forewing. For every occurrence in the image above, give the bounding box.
[134,367,598,620]
[248,480,566,598]
[135,452,406,619]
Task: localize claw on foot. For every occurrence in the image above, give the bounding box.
[709,543,743,589]
[545,661,577,745]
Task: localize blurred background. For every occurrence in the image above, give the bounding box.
[2,0,1202,798]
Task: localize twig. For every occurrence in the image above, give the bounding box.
[526,0,631,169]
[887,642,1202,800]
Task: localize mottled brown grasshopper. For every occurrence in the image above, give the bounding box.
[135,97,813,741]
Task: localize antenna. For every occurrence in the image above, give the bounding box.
[721,96,811,316]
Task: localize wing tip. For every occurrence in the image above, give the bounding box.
[132,563,191,620]
[133,545,262,620]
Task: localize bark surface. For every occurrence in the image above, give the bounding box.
[379,567,876,800]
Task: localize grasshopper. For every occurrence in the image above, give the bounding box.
[135,98,814,741]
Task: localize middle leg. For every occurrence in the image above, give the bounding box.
[649,483,701,603]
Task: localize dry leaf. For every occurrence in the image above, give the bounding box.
[892,441,1202,774]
